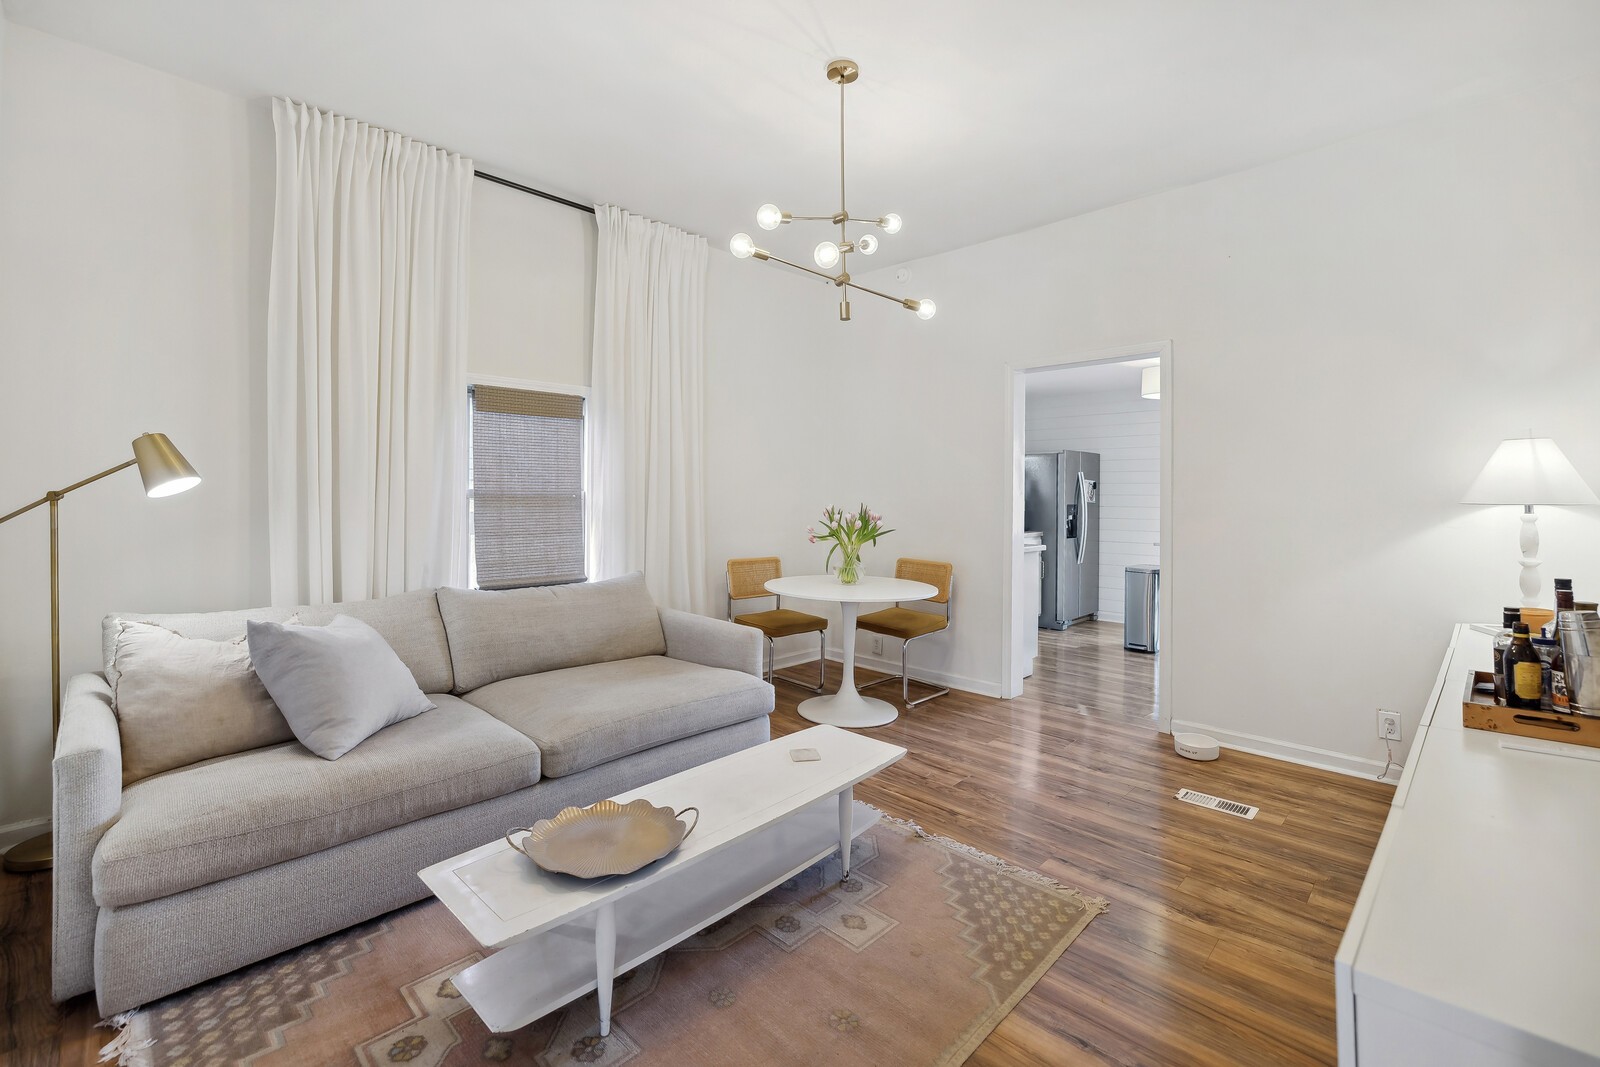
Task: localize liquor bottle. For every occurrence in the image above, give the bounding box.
[1504,622,1543,710]
[1492,606,1520,703]
[1555,578,1575,613]
[1551,638,1570,712]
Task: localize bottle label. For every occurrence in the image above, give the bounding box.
[1513,661,1543,701]
[1553,669,1569,710]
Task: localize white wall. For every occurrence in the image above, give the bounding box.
[0,27,604,835]
[469,179,595,389]
[712,70,1600,775]
[1025,387,1161,623]
[0,25,271,841]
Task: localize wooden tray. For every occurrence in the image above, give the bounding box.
[1462,670,1600,750]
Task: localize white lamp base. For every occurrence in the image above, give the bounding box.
[1517,506,1541,608]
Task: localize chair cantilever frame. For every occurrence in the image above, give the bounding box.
[726,557,827,694]
[858,559,953,708]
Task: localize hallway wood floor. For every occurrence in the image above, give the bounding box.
[1,621,1391,1066]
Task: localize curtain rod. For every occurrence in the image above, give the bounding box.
[474,171,595,215]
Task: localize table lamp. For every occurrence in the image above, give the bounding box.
[0,432,201,873]
[1461,436,1596,608]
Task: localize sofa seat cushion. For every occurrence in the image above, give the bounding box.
[93,696,539,907]
[462,656,774,778]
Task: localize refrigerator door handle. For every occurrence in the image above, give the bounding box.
[1075,471,1088,565]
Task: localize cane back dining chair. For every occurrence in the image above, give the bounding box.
[726,557,828,693]
[857,558,953,708]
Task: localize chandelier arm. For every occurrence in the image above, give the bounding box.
[846,280,919,307]
[758,252,839,285]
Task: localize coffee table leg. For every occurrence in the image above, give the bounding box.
[595,901,616,1036]
[839,786,853,880]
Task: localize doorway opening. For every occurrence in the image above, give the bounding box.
[1001,343,1172,733]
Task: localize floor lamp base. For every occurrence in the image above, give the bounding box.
[3,830,53,873]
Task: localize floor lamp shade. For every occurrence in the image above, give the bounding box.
[133,432,202,497]
[1462,437,1597,608]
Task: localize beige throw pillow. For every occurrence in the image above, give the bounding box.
[111,621,295,785]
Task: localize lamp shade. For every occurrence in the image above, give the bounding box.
[1140,366,1161,400]
[132,432,201,498]
[1461,437,1597,506]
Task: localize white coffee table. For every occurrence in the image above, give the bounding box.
[765,574,939,728]
[418,724,905,1038]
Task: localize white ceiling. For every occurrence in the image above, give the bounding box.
[1026,358,1158,400]
[7,1,1600,265]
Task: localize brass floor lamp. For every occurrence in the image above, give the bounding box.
[1,433,200,874]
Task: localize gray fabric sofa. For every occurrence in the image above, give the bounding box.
[52,572,773,1016]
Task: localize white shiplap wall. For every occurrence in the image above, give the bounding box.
[1024,388,1161,623]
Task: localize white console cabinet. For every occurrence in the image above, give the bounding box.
[1336,624,1600,1066]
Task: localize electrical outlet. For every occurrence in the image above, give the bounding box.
[872,637,883,656]
[1377,710,1402,742]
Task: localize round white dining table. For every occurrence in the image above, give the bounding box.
[764,574,939,728]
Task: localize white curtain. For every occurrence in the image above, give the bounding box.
[267,99,473,606]
[588,205,708,614]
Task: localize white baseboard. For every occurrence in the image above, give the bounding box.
[1170,719,1399,784]
[772,646,1003,699]
[0,816,49,849]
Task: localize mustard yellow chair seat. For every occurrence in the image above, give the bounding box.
[733,608,828,640]
[857,607,949,641]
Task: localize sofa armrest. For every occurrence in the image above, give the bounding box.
[660,609,764,677]
[52,673,122,1002]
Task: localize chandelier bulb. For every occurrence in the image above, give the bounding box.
[915,299,937,320]
[729,232,757,259]
[813,241,842,270]
[856,233,879,255]
[756,203,785,230]
[879,213,903,235]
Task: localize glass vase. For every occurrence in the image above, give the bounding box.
[836,546,863,585]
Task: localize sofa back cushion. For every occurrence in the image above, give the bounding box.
[436,572,667,693]
[102,588,455,695]
[110,621,296,785]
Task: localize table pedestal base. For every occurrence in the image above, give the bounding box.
[797,691,898,728]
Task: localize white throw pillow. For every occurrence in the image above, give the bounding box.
[247,614,436,760]
[111,621,295,785]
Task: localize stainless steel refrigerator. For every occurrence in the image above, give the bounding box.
[1024,451,1100,629]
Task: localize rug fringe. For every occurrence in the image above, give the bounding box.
[869,806,1111,915]
[97,1010,154,1066]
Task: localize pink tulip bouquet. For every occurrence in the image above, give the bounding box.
[808,504,894,585]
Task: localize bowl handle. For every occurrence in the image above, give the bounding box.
[504,828,535,858]
[675,806,700,840]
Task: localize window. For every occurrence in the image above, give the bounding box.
[468,384,586,589]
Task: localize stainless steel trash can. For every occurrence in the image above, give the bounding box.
[1124,565,1159,653]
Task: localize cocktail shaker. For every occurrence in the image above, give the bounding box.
[1558,611,1600,716]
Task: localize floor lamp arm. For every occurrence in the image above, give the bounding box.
[0,457,139,733]
[1,456,142,875]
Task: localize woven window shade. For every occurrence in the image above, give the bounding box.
[469,385,586,589]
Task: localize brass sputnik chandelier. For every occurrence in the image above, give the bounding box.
[729,58,936,322]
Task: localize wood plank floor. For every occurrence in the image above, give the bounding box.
[1,621,1391,1066]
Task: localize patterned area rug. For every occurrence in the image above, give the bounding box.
[109,812,1106,1067]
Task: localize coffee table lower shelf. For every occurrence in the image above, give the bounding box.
[452,797,879,1034]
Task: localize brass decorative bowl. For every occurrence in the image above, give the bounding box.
[506,799,700,878]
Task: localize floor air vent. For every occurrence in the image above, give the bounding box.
[1175,788,1258,820]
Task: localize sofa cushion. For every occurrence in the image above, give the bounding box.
[103,587,455,695]
[437,572,667,693]
[93,696,538,907]
[109,621,295,785]
[461,656,774,778]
